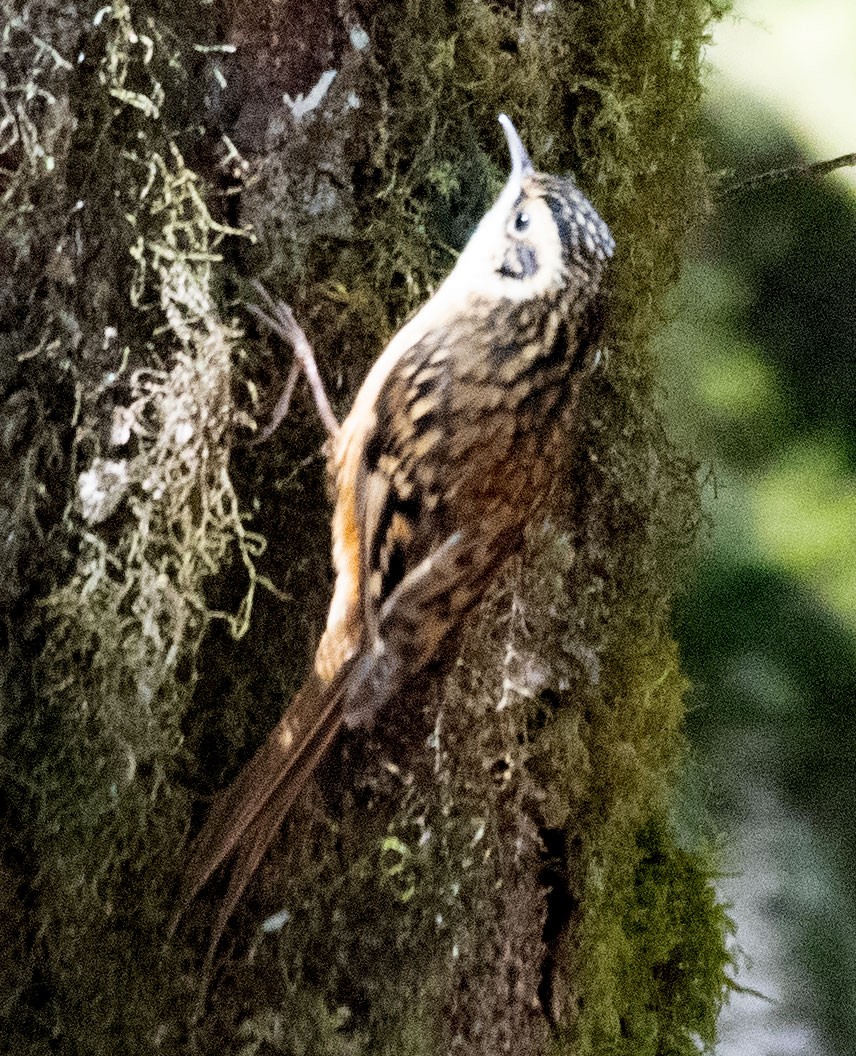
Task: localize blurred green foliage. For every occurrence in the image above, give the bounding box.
[658,102,856,1053]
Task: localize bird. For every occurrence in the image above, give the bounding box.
[178,113,615,960]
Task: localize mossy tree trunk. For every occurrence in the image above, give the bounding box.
[1,1,732,1053]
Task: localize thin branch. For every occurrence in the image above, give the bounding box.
[719,152,856,200]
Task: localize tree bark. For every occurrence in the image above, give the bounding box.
[0,1,733,1053]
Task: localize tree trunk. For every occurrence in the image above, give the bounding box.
[1,1,732,1053]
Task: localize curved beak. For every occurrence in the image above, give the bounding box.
[498,113,535,184]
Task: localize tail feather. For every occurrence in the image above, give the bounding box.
[204,707,344,965]
[177,659,361,953]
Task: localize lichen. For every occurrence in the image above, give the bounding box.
[1,1,268,1049]
[1,0,734,1053]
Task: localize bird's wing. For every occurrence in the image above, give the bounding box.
[354,330,452,641]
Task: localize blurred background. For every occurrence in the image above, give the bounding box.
[657,1,856,1052]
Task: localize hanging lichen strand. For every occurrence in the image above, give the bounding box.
[1,1,264,1043]
[0,1,733,1054]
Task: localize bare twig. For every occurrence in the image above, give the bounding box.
[719,152,856,200]
[246,282,341,440]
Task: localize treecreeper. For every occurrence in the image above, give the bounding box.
[178,114,615,960]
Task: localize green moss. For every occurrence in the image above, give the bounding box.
[560,818,734,1056]
[2,0,734,1052]
[1,1,265,1048]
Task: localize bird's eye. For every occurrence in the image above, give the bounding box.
[514,210,530,232]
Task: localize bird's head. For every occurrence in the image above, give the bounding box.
[449,114,614,305]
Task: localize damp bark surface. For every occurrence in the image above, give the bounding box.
[0,2,733,1054]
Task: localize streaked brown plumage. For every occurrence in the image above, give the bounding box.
[179,115,614,959]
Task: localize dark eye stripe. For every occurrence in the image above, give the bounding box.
[545,194,574,250]
[518,244,537,277]
[499,243,538,280]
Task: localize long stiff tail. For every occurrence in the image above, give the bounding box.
[177,657,364,962]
